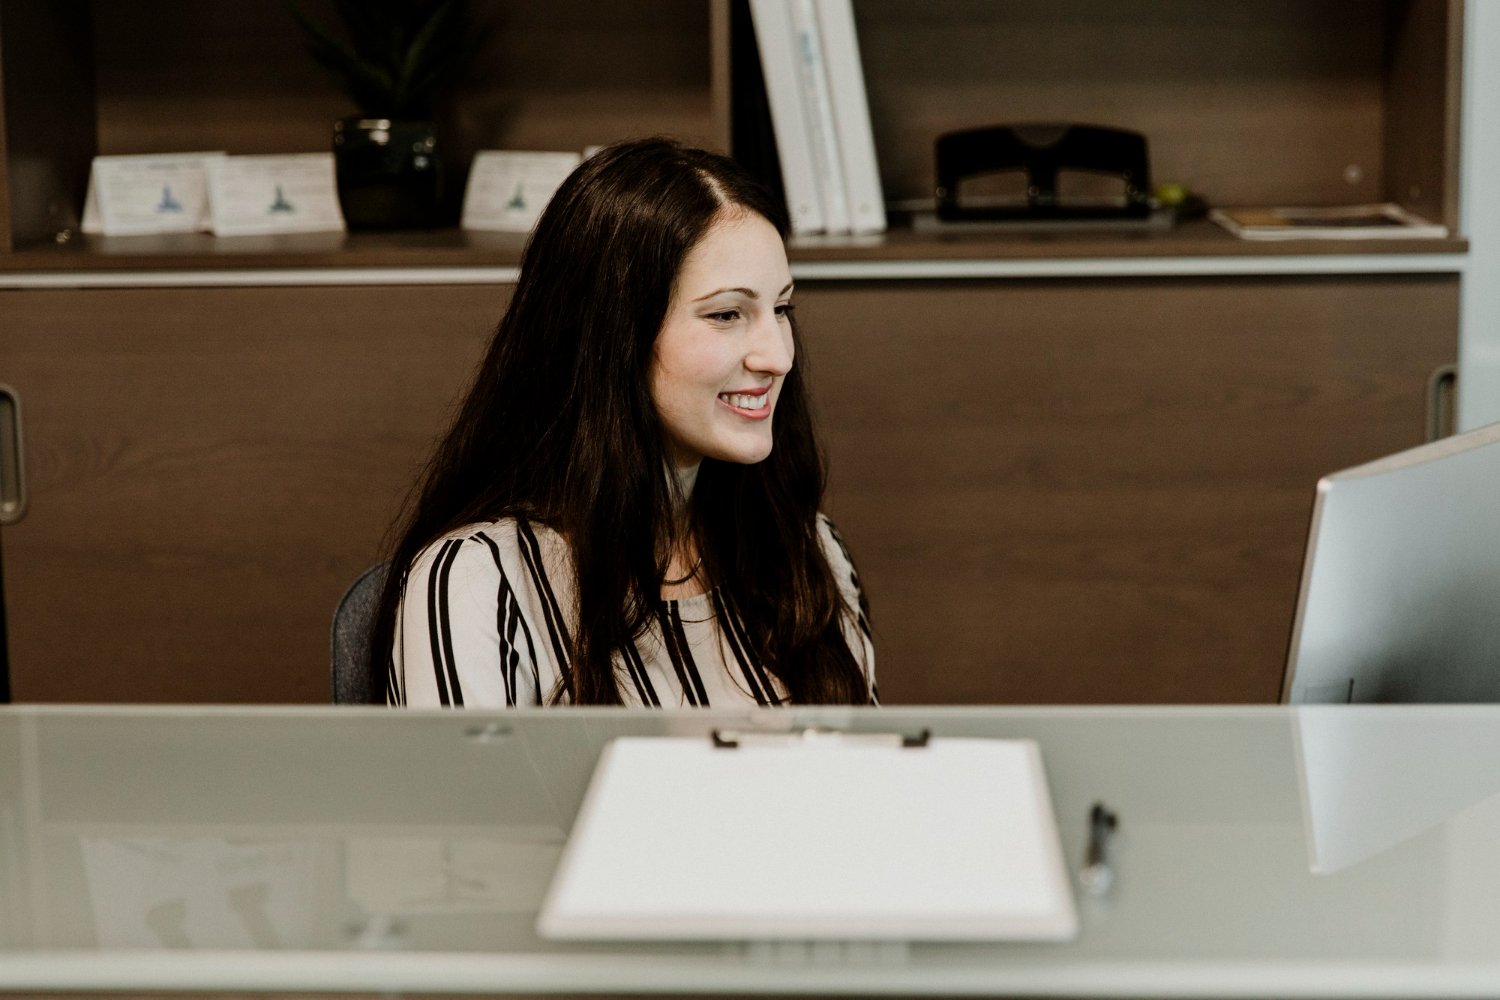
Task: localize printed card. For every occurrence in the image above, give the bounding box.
[81,153,225,236]
[461,151,583,232]
[206,154,347,236]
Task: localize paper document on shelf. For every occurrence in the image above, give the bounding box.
[461,151,582,232]
[82,152,226,236]
[1210,203,1448,240]
[538,735,1078,941]
[205,154,346,236]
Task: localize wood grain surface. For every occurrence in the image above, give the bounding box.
[848,0,1438,209]
[0,284,509,703]
[1382,0,1464,228]
[800,274,1458,704]
[0,221,1469,274]
[0,276,1458,705]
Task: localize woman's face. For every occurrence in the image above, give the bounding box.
[651,209,795,469]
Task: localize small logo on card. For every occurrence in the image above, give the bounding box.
[156,186,183,213]
[268,186,295,214]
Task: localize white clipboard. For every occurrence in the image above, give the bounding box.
[537,731,1078,941]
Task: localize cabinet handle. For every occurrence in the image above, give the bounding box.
[0,385,26,525]
[1426,364,1457,443]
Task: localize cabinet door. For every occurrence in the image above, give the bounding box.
[0,275,1460,705]
[798,275,1459,704]
[0,285,510,703]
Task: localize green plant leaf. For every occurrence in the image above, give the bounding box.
[393,0,460,109]
[289,0,481,119]
[403,19,486,115]
[334,0,396,73]
[290,2,400,115]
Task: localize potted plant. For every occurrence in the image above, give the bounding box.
[290,0,485,230]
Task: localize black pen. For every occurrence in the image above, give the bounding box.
[1079,802,1118,897]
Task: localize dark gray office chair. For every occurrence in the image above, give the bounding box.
[330,561,391,705]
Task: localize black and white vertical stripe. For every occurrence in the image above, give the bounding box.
[426,538,466,707]
[475,531,541,706]
[390,516,874,708]
[711,589,780,707]
[822,517,872,642]
[655,602,712,706]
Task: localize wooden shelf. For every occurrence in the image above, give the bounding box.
[0,229,534,272]
[785,219,1467,262]
[0,220,1467,275]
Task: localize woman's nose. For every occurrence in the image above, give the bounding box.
[745,309,793,376]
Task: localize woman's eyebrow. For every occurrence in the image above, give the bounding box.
[693,286,757,302]
[691,281,795,303]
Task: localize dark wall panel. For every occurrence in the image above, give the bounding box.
[801,275,1458,704]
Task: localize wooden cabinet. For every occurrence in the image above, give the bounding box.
[0,285,508,702]
[0,276,1456,704]
[804,275,1458,704]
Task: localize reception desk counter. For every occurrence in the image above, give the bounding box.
[3,704,1500,996]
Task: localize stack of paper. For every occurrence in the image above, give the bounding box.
[1210,204,1448,241]
[538,735,1078,941]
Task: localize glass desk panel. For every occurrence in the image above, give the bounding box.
[3,704,1500,996]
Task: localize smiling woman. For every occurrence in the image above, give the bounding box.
[371,138,875,708]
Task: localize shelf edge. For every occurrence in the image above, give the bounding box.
[0,254,1468,290]
[0,266,524,289]
[789,254,1471,281]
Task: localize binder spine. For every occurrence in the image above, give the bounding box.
[747,0,825,234]
[815,0,887,234]
[788,0,851,234]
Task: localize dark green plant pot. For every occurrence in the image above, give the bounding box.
[332,118,441,230]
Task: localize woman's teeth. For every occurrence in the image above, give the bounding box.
[720,392,768,410]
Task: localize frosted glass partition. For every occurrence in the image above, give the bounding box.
[4,704,1500,996]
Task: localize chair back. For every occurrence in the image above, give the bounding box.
[330,561,391,705]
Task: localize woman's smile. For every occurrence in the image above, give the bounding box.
[718,387,771,418]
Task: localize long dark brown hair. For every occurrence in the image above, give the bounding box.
[369,137,870,705]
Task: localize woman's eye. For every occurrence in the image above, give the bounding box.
[775,303,795,318]
[706,309,740,323]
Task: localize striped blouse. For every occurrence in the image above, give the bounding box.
[388,515,875,708]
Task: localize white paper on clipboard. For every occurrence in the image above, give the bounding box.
[537,734,1078,941]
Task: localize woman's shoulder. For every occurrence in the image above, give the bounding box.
[815,512,856,569]
[396,518,564,709]
[405,517,570,591]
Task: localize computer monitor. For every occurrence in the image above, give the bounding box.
[1282,420,1500,703]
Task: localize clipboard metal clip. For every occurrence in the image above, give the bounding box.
[710,727,931,749]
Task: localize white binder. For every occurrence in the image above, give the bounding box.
[537,731,1079,941]
[815,0,887,234]
[748,0,825,234]
[788,0,851,234]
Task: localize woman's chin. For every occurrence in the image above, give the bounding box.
[704,434,774,466]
